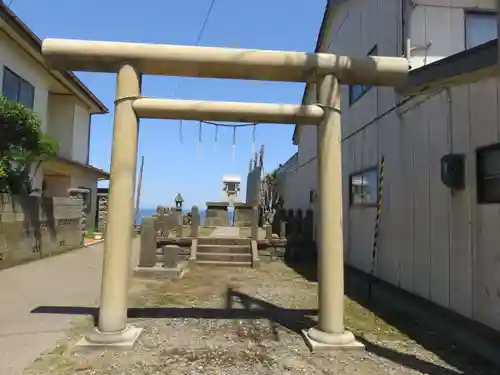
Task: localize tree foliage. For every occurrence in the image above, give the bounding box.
[0,95,59,195]
[263,168,278,186]
[260,168,283,225]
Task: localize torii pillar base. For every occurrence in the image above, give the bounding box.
[76,325,143,350]
[302,328,364,352]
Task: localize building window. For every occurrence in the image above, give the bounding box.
[349,45,378,105]
[2,67,35,109]
[465,11,497,49]
[477,144,500,203]
[350,167,378,206]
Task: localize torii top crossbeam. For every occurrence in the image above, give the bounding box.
[42,39,408,87]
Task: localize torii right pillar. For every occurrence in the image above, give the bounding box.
[302,74,364,351]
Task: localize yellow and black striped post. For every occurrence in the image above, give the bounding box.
[368,155,385,302]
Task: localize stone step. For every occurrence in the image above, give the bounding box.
[196,260,252,267]
[196,244,250,254]
[196,252,252,262]
[198,237,249,246]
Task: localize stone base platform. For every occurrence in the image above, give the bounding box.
[301,329,365,353]
[204,202,229,226]
[133,262,187,279]
[76,325,143,350]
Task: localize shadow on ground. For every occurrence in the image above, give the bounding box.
[288,259,499,374]
[32,289,316,339]
[32,284,481,375]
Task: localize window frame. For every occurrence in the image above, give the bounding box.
[349,166,379,207]
[348,45,378,106]
[78,186,93,214]
[464,10,497,50]
[476,143,500,204]
[2,66,35,109]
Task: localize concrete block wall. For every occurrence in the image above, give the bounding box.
[0,194,84,270]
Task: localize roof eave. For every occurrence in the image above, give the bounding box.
[400,39,498,96]
[0,3,108,114]
[55,156,110,179]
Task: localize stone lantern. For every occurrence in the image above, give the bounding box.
[174,193,184,209]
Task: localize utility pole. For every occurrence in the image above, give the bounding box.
[133,155,145,228]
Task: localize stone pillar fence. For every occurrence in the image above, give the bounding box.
[269,208,315,243]
[139,206,202,268]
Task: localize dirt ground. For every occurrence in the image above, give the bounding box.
[24,261,499,375]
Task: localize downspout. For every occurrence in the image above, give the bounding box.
[402,0,411,60]
[395,0,413,287]
[403,1,433,65]
[87,113,93,165]
[87,112,96,230]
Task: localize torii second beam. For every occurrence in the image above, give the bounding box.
[132,98,324,124]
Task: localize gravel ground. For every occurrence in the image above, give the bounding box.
[24,261,499,375]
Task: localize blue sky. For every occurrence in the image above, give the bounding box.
[11,0,325,208]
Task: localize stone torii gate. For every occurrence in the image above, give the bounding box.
[41,38,408,351]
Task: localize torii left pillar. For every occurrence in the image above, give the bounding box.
[78,64,143,348]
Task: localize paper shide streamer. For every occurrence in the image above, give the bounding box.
[197,121,203,156]
[232,127,236,161]
[184,120,261,160]
[251,124,256,156]
[214,125,219,153]
[178,119,184,144]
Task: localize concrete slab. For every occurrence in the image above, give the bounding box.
[0,239,140,375]
[133,262,187,279]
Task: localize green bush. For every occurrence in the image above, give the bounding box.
[0,95,59,195]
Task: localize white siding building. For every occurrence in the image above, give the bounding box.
[0,3,109,229]
[284,0,500,332]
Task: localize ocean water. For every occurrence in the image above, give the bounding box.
[137,207,234,225]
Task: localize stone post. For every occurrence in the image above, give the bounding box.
[278,209,287,238]
[303,74,360,350]
[296,209,304,236]
[280,221,287,239]
[286,209,295,238]
[83,65,142,347]
[266,225,272,241]
[190,206,200,238]
[251,206,259,241]
[139,216,156,268]
[163,245,179,269]
[304,209,314,242]
[176,209,183,238]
